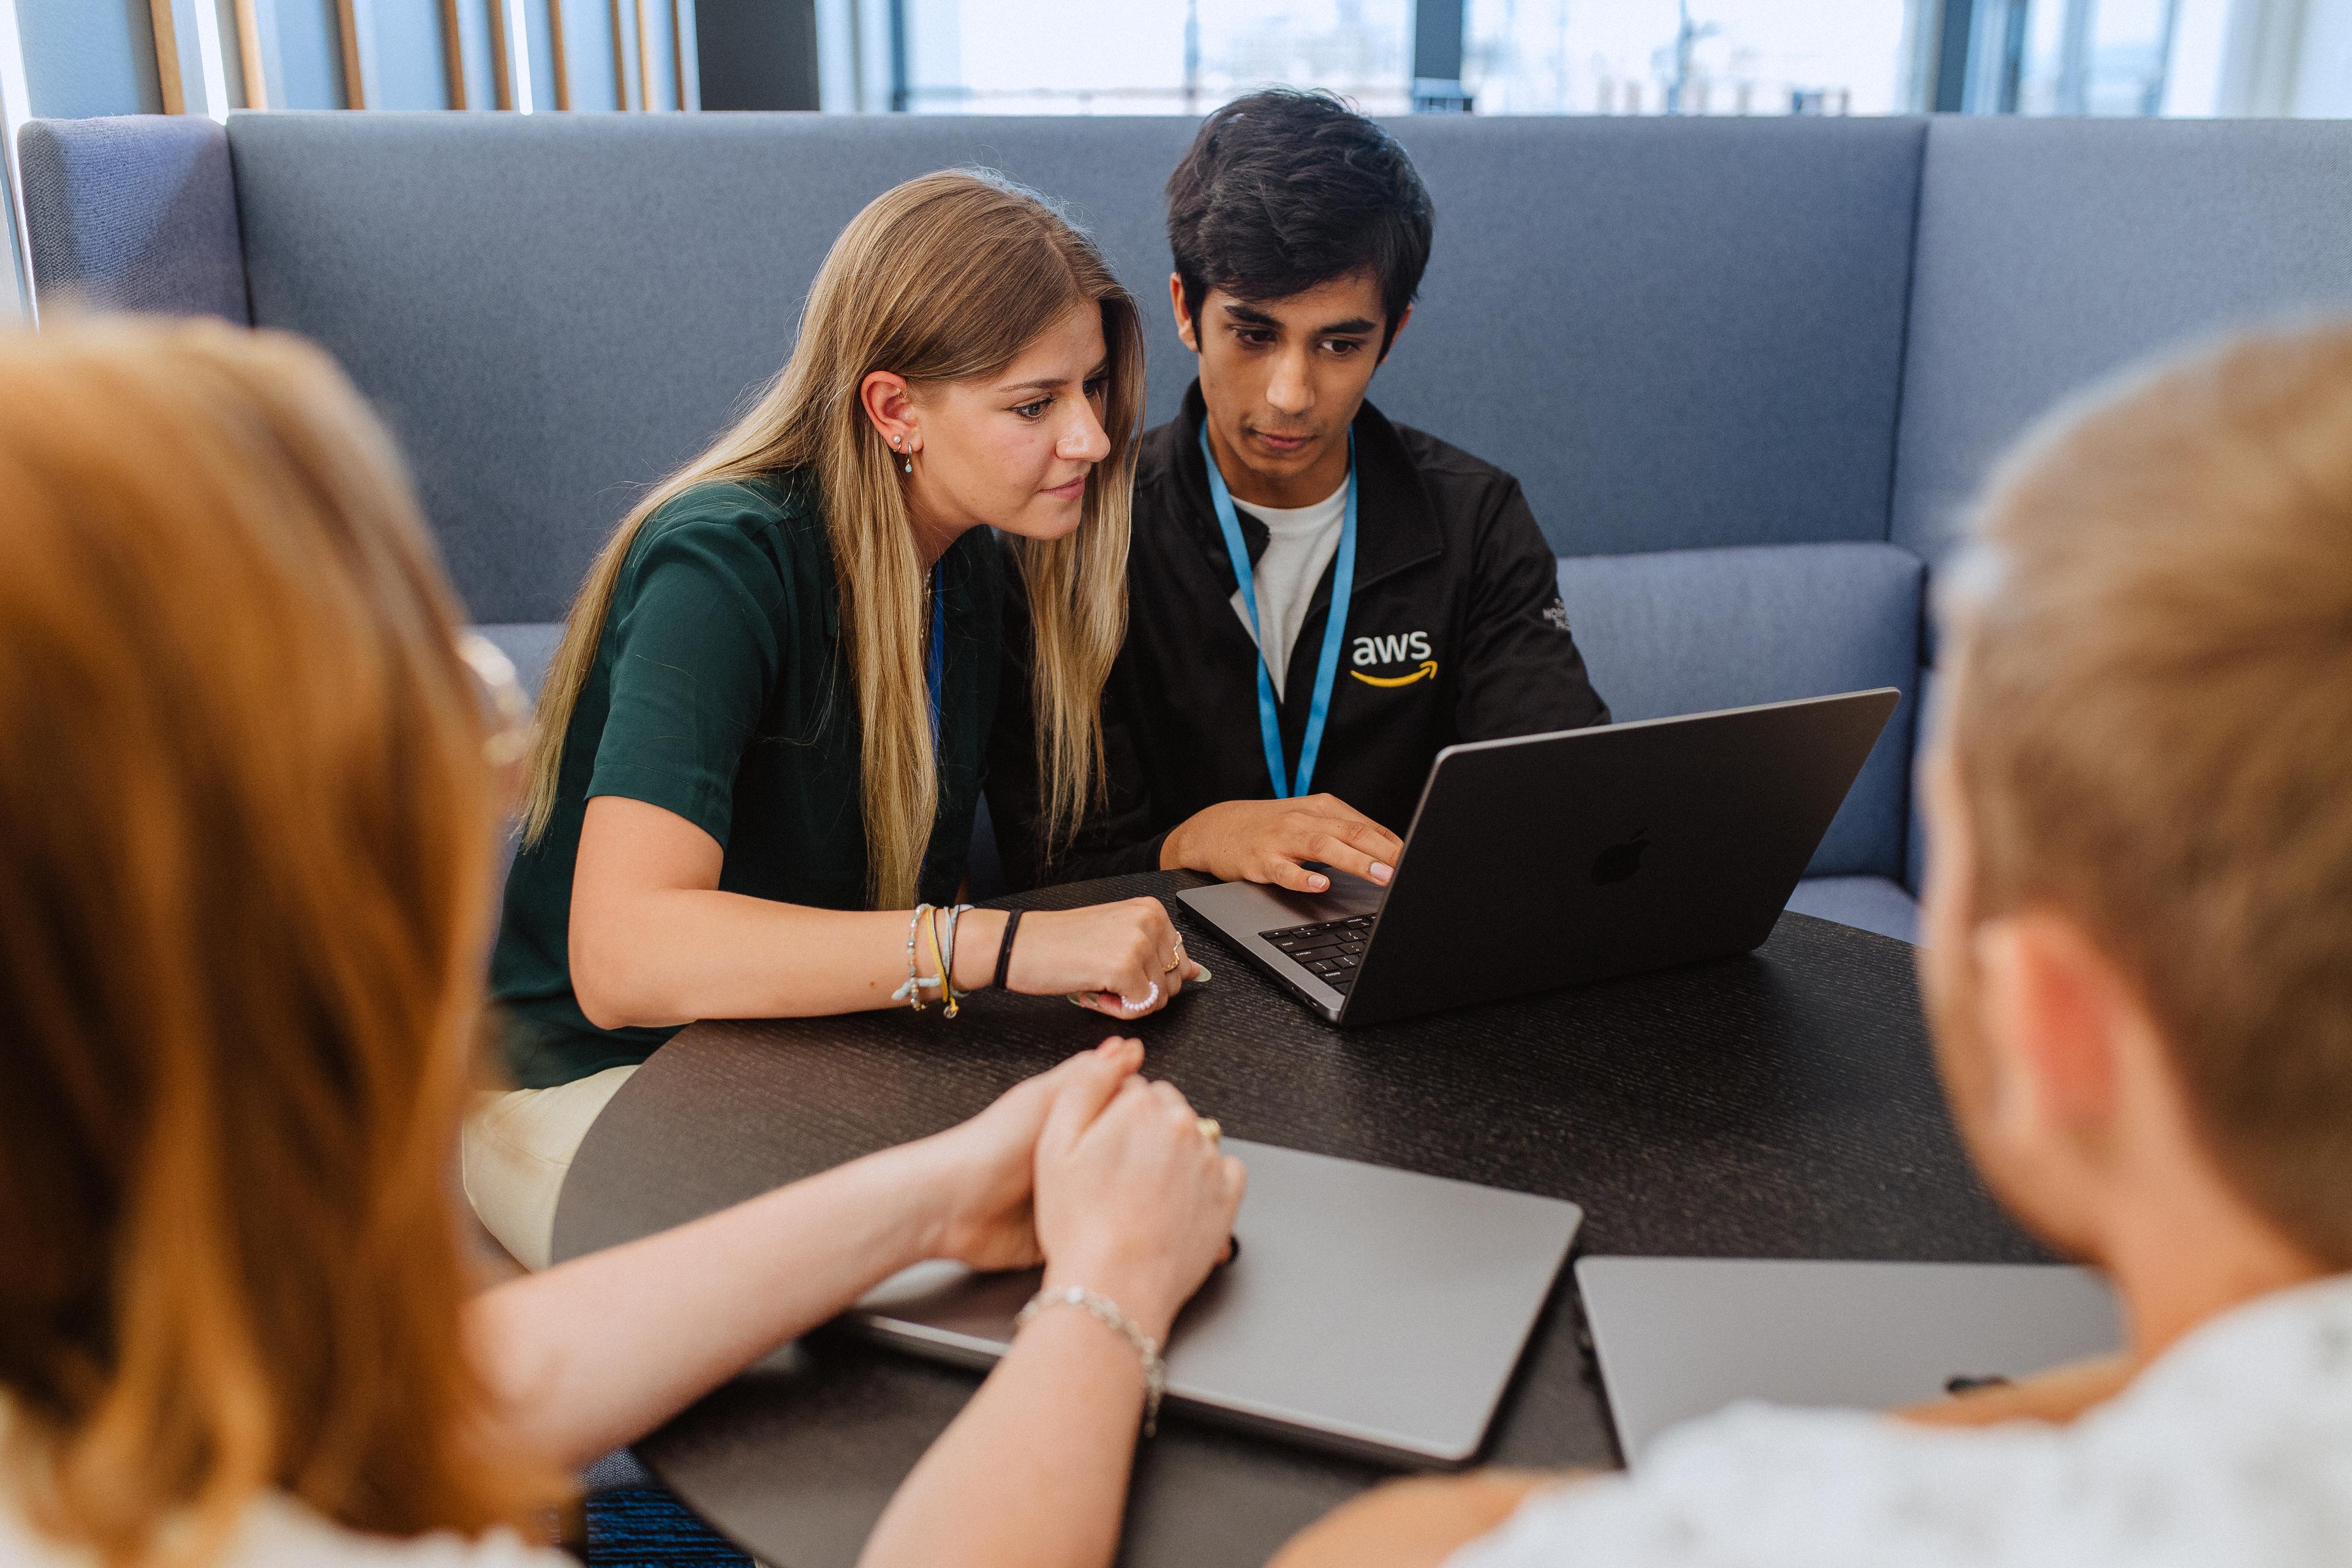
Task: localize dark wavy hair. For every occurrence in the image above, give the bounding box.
[1166,88,1436,354]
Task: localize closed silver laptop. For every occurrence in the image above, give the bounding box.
[1178,690,1900,1027]
[848,1139,1583,1466]
[1577,1257,2125,1466]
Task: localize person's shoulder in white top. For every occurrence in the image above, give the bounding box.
[1449,1273,2352,1568]
[0,1481,567,1568]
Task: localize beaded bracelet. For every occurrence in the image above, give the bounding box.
[1014,1285,1167,1436]
[891,902,941,1009]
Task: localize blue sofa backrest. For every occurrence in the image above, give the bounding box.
[203,113,1926,624]
[1888,118,2352,884]
[1893,117,2352,575]
[17,116,249,322]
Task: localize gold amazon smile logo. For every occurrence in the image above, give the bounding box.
[1352,660,1438,687]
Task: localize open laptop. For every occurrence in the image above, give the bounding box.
[847,1139,1583,1466]
[1577,1257,2124,1466]
[1178,690,1900,1027]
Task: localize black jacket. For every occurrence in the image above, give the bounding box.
[990,382,1608,888]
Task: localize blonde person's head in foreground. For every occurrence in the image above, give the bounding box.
[0,317,563,1563]
[1924,323,2352,1309]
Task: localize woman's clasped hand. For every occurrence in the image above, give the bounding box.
[1031,1041,1247,1339]
[906,1036,1242,1290]
[1003,899,1210,1018]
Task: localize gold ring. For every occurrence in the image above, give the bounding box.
[1196,1117,1222,1144]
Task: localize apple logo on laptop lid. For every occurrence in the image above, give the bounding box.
[1591,829,1649,886]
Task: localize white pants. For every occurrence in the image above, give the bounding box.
[461,1064,639,1270]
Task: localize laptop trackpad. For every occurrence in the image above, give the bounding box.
[1185,869,1386,935]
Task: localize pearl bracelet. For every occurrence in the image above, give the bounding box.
[1014,1285,1167,1436]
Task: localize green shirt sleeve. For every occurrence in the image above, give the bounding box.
[586,508,790,850]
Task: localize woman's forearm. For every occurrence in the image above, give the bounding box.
[568,793,1009,1028]
[466,1139,954,1469]
[858,1308,1150,1568]
[572,888,1011,1028]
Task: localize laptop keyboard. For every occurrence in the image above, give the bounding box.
[1259,914,1374,993]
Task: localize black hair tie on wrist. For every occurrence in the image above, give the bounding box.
[992,909,1024,992]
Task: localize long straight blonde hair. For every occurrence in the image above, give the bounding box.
[521,170,1142,906]
[0,317,563,1564]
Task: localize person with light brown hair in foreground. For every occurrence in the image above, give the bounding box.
[0,315,1241,1568]
[1276,325,2352,1568]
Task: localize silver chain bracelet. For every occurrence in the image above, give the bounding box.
[1014,1285,1167,1436]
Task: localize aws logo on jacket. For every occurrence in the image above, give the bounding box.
[1352,630,1437,687]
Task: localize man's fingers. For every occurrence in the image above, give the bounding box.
[1338,816,1406,867]
[1302,831,1388,886]
[1258,854,1330,893]
[1246,804,1404,891]
[1305,815,1403,883]
[1301,796,1402,852]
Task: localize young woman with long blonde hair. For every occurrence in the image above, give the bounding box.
[480,170,1205,1267]
[0,315,1242,1568]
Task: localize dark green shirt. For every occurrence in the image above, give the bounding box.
[491,473,1003,1088]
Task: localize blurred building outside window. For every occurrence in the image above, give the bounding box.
[869,0,1414,114]
[1463,0,1924,116]
[816,0,2352,118]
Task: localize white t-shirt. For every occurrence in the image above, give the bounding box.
[1451,1274,2352,1568]
[1229,480,1348,701]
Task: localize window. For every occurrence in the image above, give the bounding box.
[840,0,2352,120]
[1964,0,2182,115]
[1464,0,1924,115]
[891,0,1413,114]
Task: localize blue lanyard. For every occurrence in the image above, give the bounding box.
[925,562,946,755]
[1199,424,1357,799]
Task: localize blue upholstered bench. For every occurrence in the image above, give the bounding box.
[25,111,2352,946]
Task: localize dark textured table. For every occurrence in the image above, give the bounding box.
[554,870,2039,1568]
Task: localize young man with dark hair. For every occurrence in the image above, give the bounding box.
[994,89,1608,894]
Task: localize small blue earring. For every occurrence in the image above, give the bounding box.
[892,434,912,474]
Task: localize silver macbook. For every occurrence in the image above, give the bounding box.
[847,1139,1583,1466]
[1177,690,1900,1027]
[1577,1257,2125,1466]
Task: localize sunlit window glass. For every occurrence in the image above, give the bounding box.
[897,0,1414,114]
[868,0,2310,121]
[1464,0,1916,115]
